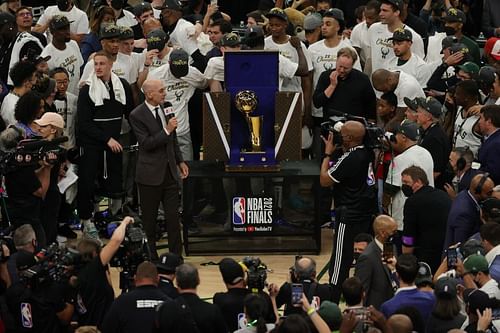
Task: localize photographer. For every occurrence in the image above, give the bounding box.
[274,257,332,316]
[319,120,376,302]
[75,216,134,327]
[6,224,37,284]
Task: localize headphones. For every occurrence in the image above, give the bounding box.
[455,146,471,172]
[475,172,490,195]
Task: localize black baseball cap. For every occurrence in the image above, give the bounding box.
[444,8,466,23]
[133,2,152,17]
[16,251,37,271]
[417,96,442,118]
[464,289,494,313]
[0,12,15,25]
[49,15,72,31]
[219,258,245,285]
[119,26,134,40]
[266,7,288,22]
[243,26,265,48]
[169,48,189,78]
[393,119,420,141]
[415,262,432,287]
[403,96,419,111]
[441,36,458,50]
[382,0,404,11]
[389,28,413,42]
[478,65,497,86]
[220,32,241,47]
[434,277,458,299]
[146,29,169,51]
[99,24,121,40]
[323,8,344,23]
[157,0,183,11]
[156,252,184,273]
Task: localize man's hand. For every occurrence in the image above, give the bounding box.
[329,70,338,88]
[455,258,465,276]
[291,0,306,9]
[339,311,359,333]
[144,49,159,67]
[300,293,312,312]
[134,38,147,49]
[178,162,189,179]
[41,152,57,167]
[368,306,390,331]
[444,51,465,66]
[289,36,302,49]
[321,132,336,155]
[444,183,457,199]
[384,256,397,272]
[166,116,178,133]
[122,216,134,226]
[468,104,483,116]
[267,283,279,298]
[107,138,123,153]
[477,308,493,331]
[206,3,218,17]
[342,29,352,39]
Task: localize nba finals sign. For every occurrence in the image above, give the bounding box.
[232,197,273,232]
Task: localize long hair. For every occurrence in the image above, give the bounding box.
[244,294,268,333]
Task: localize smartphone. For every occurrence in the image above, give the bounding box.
[447,248,458,269]
[383,241,394,261]
[291,283,303,307]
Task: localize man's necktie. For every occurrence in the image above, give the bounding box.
[154,107,163,128]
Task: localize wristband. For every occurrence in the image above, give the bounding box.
[307,307,316,316]
[324,153,332,159]
[144,63,151,67]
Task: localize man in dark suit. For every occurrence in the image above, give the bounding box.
[354,215,398,309]
[129,79,189,258]
[478,105,500,185]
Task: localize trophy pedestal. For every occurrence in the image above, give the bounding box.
[226,151,280,172]
[224,164,281,172]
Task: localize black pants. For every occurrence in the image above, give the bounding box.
[138,167,182,257]
[41,189,61,244]
[77,147,122,220]
[328,208,372,303]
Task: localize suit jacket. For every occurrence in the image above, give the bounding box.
[478,129,500,185]
[129,102,183,186]
[354,241,394,309]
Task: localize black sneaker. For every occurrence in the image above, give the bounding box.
[58,224,78,239]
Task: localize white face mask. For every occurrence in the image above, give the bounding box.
[296,30,306,43]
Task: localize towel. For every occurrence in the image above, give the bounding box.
[85,72,126,106]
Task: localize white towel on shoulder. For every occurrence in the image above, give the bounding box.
[85,72,126,106]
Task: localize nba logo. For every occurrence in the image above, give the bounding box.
[232,197,246,225]
[21,303,33,328]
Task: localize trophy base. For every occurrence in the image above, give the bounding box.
[225,164,281,172]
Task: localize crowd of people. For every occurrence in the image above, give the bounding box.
[0,0,500,331]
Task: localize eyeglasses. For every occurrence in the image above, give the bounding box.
[17,11,33,17]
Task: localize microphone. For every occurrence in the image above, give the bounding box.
[162,101,175,121]
[18,136,69,150]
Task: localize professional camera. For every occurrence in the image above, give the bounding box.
[320,112,386,149]
[108,222,150,292]
[242,256,267,292]
[19,243,83,289]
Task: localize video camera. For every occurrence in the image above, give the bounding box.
[320,111,385,149]
[19,243,83,289]
[242,256,267,292]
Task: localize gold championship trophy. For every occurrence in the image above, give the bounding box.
[235,90,262,152]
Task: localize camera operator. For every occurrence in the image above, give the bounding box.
[35,112,66,245]
[75,216,134,327]
[5,238,74,332]
[156,252,183,299]
[319,120,377,302]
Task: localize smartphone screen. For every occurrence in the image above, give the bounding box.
[383,241,394,261]
[291,283,303,307]
[447,248,458,268]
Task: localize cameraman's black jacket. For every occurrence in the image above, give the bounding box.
[276,280,333,316]
[76,79,133,149]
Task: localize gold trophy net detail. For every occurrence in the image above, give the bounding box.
[235,90,263,152]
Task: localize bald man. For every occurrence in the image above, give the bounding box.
[320,120,377,302]
[444,173,495,249]
[129,79,188,258]
[355,215,398,309]
[387,314,413,333]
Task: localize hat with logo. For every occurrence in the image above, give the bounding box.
[49,15,72,31]
[458,61,480,74]
[484,37,500,61]
[441,36,458,51]
[133,2,152,17]
[266,7,288,22]
[156,252,184,273]
[434,277,458,299]
[317,301,342,331]
[393,119,420,141]
[220,32,241,47]
[304,12,322,30]
[389,28,413,42]
[464,254,489,274]
[157,0,183,11]
[403,96,420,111]
[219,258,245,285]
[146,28,169,51]
[415,261,433,287]
[0,12,15,25]
[169,48,189,78]
[382,0,404,11]
[478,66,497,86]
[444,8,466,23]
[323,8,344,23]
[99,24,121,40]
[34,111,65,129]
[449,42,469,55]
[119,26,134,40]
[464,289,493,313]
[417,96,442,118]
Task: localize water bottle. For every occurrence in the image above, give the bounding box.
[239,21,245,29]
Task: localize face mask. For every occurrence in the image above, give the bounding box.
[444,26,457,36]
[401,184,414,197]
[56,0,69,11]
[318,10,326,16]
[110,0,124,10]
[353,252,361,264]
[100,22,113,30]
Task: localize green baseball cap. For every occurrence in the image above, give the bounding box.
[464,254,489,274]
[458,61,480,74]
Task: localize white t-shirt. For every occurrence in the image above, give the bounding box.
[264,36,313,92]
[393,71,426,107]
[116,9,137,27]
[41,41,84,95]
[37,5,89,36]
[386,144,434,229]
[367,22,425,74]
[387,54,436,88]
[350,21,370,64]
[308,38,361,117]
[425,32,446,63]
[0,93,19,127]
[480,279,500,300]
[54,92,78,147]
[453,107,482,157]
[147,64,208,136]
[169,18,198,55]
[80,53,135,84]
